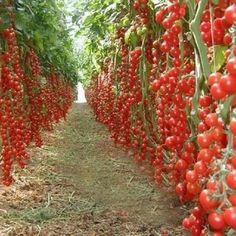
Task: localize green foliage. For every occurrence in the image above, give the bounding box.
[210,45,228,72]
[220,95,236,123]
[13,0,79,85]
[73,0,126,85]
[0,13,11,31]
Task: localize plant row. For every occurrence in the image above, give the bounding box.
[0,1,75,185]
[86,0,236,235]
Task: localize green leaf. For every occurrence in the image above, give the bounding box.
[34,31,44,52]
[0,13,10,31]
[227,229,236,236]
[124,28,131,45]
[212,0,219,5]
[130,31,138,47]
[220,95,236,123]
[92,55,100,71]
[12,0,79,83]
[14,12,29,31]
[210,45,227,72]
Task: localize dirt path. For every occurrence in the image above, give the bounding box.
[0,103,187,236]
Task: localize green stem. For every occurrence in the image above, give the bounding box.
[189,0,211,79]
[179,21,184,70]
[191,49,202,126]
[187,0,196,18]
[139,37,155,147]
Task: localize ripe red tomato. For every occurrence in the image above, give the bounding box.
[186,170,198,183]
[197,133,212,148]
[198,122,208,132]
[205,113,219,127]
[175,159,188,171]
[223,33,232,45]
[219,74,236,94]
[210,82,227,100]
[194,160,207,176]
[182,217,191,229]
[199,95,212,107]
[230,118,236,135]
[224,4,236,25]
[227,57,236,76]
[226,170,236,189]
[199,189,219,211]
[155,10,165,24]
[208,72,222,86]
[229,194,236,206]
[223,207,236,229]
[191,226,202,236]
[197,148,214,163]
[187,182,201,195]
[208,212,225,230]
[151,79,160,91]
[175,182,186,196]
[230,154,236,168]
[191,206,203,218]
[185,142,196,152]
[207,179,217,191]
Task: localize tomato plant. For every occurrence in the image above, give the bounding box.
[0,0,78,186]
[76,0,236,235]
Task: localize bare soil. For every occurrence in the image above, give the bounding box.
[0,103,188,236]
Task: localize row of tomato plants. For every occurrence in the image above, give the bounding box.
[0,4,74,186]
[86,0,236,235]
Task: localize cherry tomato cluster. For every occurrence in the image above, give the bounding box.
[87,0,236,235]
[0,11,74,186]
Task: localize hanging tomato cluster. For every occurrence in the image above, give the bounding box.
[86,0,236,235]
[0,9,74,186]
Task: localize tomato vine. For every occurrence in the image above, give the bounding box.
[0,0,77,185]
[81,0,236,235]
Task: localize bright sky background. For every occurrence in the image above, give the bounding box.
[64,0,86,52]
[63,0,87,102]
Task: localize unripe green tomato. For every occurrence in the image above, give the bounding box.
[122,17,129,27]
[136,27,142,36]
[141,26,148,35]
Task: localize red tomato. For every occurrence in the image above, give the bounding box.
[219,74,236,94]
[197,133,212,148]
[208,72,222,86]
[210,82,227,100]
[186,170,198,183]
[208,212,225,230]
[223,33,232,45]
[187,182,201,195]
[194,160,207,176]
[207,179,218,191]
[199,189,219,211]
[197,148,214,163]
[226,170,236,189]
[191,206,203,218]
[224,4,236,25]
[229,194,236,206]
[182,217,191,229]
[223,207,236,229]
[175,159,188,171]
[227,57,236,76]
[230,118,236,135]
[230,154,236,168]
[175,182,186,196]
[205,113,219,127]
